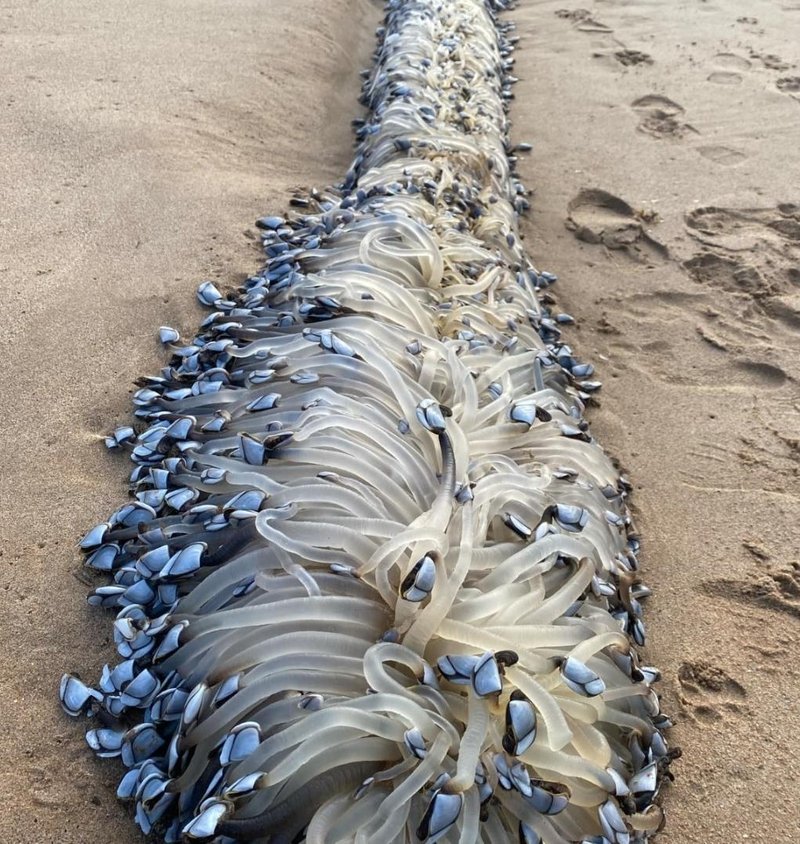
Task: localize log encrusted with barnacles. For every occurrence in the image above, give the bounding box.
[61,0,675,842]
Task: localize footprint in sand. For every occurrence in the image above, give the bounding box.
[703,564,800,621]
[713,53,751,71]
[730,359,789,386]
[684,430,796,492]
[565,188,667,262]
[685,205,800,334]
[686,204,800,252]
[683,252,772,297]
[692,323,792,386]
[602,284,792,390]
[707,71,743,85]
[555,8,613,33]
[631,94,694,138]
[696,145,746,165]
[764,295,800,330]
[684,205,800,305]
[754,53,793,71]
[614,49,653,67]
[677,661,747,723]
[776,76,800,95]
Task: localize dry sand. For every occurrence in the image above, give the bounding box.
[0,0,798,841]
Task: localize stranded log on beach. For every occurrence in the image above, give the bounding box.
[61,0,674,841]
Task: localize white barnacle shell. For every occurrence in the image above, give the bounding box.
[629,761,658,798]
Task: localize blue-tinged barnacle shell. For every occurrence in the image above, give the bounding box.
[553,503,590,532]
[403,728,427,760]
[438,654,480,685]
[121,723,164,767]
[86,543,121,572]
[135,544,170,578]
[503,691,537,755]
[416,789,463,844]
[59,674,102,717]
[599,799,630,843]
[197,281,223,307]
[519,821,542,844]
[182,682,208,729]
[122,578,156,607]
[116,767,141,801]
[164,487,197,511]
[224,490,265,513]
[560,656,606,697]
[160,543,205,581]
[255,215,284,230]
[86,727,125,758]
[219,722,262,767]
[79,521,110,550]
[212,673,242,707]
[223,772,265,800]
[509,399,551,426]
[88,584,126,609]
[182,799,229,840]
[245,393,281,412]
[164,416,194,441]
[400,554,436,602]
[527,782,570,816]
[239,433,266,465]
[471,651,503,697]
[158,326,180,345]
[503,512,532,540]
[119,669,159,708]
[416,398,448,434]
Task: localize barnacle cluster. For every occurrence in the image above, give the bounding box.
[61,1,674,841]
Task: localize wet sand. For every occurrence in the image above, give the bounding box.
[1,0,798,841]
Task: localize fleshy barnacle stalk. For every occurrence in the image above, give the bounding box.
[62,0,674,841]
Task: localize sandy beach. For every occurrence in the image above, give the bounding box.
[1,0,798,841]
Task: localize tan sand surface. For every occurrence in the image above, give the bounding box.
[0,0,797,841]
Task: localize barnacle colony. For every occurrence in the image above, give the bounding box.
[61,0,674,841]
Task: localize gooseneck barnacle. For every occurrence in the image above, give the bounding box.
[62,1,674,842]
